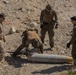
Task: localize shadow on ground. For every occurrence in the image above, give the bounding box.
[4,55,29,68]
[32,65,69,74]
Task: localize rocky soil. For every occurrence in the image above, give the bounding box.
[0,0,76,75]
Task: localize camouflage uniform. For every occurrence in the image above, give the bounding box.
[67,16,76,67]
[12,30,43,57]
[0,23,4,61]
[40,8,58,48]
[69,25,76,66]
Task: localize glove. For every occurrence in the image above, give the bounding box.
[66,42,71,48]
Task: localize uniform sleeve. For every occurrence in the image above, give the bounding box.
[0,25,3,34]
[53,11,58,23]
[0,24,5,42]
[70,28,76,44]
[40,10,44,24]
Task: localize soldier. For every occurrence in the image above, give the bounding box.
[40,4,58,50]
[0,13,6,61]
[67,16,76,69]
[11,28,43,57]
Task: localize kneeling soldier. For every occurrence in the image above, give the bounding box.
[12,28,43,57]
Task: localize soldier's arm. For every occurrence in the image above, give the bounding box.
[69,29,76,44]
[66,32,75,48]
[53,11,58,23]
[53,11,58,29]
[40,10,44,24]
[70,35,76,44]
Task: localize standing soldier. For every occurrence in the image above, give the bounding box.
[67,16,76,69]
[0,13,6,61]
[40,4,58,50]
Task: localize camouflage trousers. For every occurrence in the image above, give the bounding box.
[0,40,4,61]
[12,37,43,56]
[72,43,76,66]
[40,22,54,48]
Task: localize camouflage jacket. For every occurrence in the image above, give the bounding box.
[40,9,58,24]
[0,23,4,41]
[70,25,76,44]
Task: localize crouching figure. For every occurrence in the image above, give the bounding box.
[12,28,43,57]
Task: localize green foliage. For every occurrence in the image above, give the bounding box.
[67,69,73,75]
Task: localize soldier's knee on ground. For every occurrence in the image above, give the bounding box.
[11,52,18,57]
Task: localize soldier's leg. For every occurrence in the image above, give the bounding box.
[38,40,43,53]
[72,44,76,68]
[0,41,4,61]
[40,28,47,43]
[32,39,43,53]
[36,41,43,53]
[24,45,29,57]
[12,44,25,57]
[12,37,26,57]
[24,40,30,57]
[39,44,43,53]
[48,30,54,48]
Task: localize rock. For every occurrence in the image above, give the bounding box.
[51,48,56,51]
[9,26,16,34]
[44,42,48,46]
[60,51,65,54]
[66,32,70,36]
[16,29,20,33]
[30,22,38,27]
[18,7,25,12]
[3,0,9,4]
[4,65,7,67]
[27,11,30,14]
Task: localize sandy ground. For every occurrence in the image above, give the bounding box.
[0,0,76,75]
[0,25,72,75]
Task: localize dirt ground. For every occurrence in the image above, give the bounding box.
[0,0,76,75]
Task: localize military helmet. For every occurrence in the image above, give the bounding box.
[71,16,76,21]
[45,4,52,11]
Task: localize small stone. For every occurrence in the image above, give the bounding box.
[44,42,47,46]
[9,26,16,34]
[3,0,9,4]
[18,7,25,12]
[51,48,56,51]
[4,65,7,67]
[60,51,65,54]
[16,30,20,33]
[66,32,70,36]
[27,11,30,14]
[30,22,38,27]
